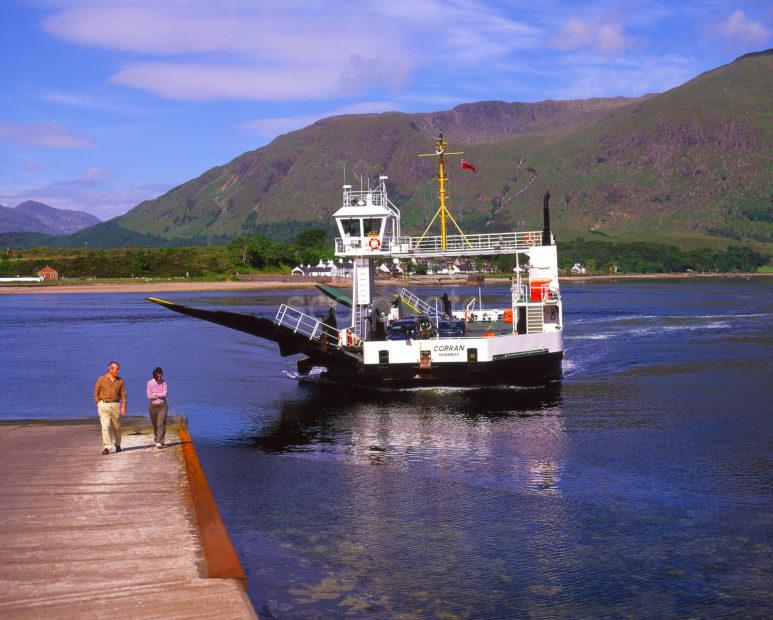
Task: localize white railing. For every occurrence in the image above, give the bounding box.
[510,282,560,303]
[335,236,395,254]
[533,282,561,302]
[512,283,529,303]
[335,230,544,257]
[275,304,341,346]
[399,288,442,317]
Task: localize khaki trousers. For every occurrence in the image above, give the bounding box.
[97,401,122,449]
[149,402,168,444]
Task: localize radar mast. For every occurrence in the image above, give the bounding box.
[417,130,472,251]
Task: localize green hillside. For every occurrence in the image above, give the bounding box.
[59,50,772,250]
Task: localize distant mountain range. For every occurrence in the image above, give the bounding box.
[0,201,100,235]
[33,50,773,250]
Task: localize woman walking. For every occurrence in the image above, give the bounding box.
[146,367,168,448]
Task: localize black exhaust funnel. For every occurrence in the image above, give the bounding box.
[542,191,552,246]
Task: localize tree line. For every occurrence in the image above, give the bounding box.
[0,234,768,279]
[0,229,333,279]
[554,240,769,274]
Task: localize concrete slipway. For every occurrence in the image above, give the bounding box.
[0,418,257,619]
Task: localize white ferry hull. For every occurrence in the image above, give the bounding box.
[323,349,563,387]
[325,331,563,387]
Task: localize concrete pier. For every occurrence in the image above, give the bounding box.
[0,418,257,619]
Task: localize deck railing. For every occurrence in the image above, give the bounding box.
[335,230,545,257]
[275,304,341,346]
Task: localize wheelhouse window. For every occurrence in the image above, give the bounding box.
[362,218,382,236]
[341,218,361,237]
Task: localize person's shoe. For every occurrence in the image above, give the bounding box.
[115,445,122,453]
[155,442,163,448]
[101,448,110,455]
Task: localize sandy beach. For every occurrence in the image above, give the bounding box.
[0,279,319,295]
[0,272,768,295]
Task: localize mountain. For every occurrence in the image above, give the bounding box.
[60,50,772,249]
[0,201,101,235]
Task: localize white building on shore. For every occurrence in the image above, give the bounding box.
[291,258,353,277]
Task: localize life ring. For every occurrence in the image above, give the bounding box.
[369,237,381,250]
[525,232,536,245]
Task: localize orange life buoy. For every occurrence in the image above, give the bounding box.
[369,237,381,250]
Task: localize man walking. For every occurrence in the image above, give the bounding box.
[94,361,127,455]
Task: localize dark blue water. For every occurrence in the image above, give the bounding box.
[1,280,771,618]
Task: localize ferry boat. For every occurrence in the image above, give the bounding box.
[149,132,563,387]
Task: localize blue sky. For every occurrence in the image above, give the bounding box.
[1,1,770,220]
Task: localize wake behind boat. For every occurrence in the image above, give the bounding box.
[150,132,563,387]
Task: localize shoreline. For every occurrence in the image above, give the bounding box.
[0,271,769,295]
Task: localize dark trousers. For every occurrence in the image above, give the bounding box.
[149,402,168,444]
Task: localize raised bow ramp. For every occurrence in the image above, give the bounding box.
[147,297,361,363]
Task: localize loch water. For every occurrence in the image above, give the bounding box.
[1,279,771,618]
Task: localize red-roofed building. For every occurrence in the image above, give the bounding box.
[37,265,59,280]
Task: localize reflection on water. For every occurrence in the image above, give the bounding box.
[203,384,575,618]
[246,384,566,496]
[1,280,771,617]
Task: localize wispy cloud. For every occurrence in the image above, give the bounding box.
[109,62,383,102]
[552,16,634,54]
[715,10,771,46]
[39,91,145,114]
[553,54,694,98]
[41,92,100,107]
[239,101,401,138]
[39,0,542,102]
[0,122,95,149]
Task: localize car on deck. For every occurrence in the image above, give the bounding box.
[387,319,419,340]
[437,319,466,337]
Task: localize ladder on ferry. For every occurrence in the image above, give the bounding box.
[353,305,369,340]
[526,305,544,334]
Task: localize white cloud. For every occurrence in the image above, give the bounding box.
[716,10,771,46]
[41,92,99,107]
[552,54,694,98]
[0,122,95,149]
[38,0,541,102]
[239,101,401,139]
[110,63,344,101]
[552,16,634,54]
[39,91,143,115]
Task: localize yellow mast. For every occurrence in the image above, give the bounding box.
[417,130,471,251]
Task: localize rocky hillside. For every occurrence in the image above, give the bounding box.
[0,201,100,235]
[62,50,771,249]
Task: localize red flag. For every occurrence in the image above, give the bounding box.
[461,159,477,173]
